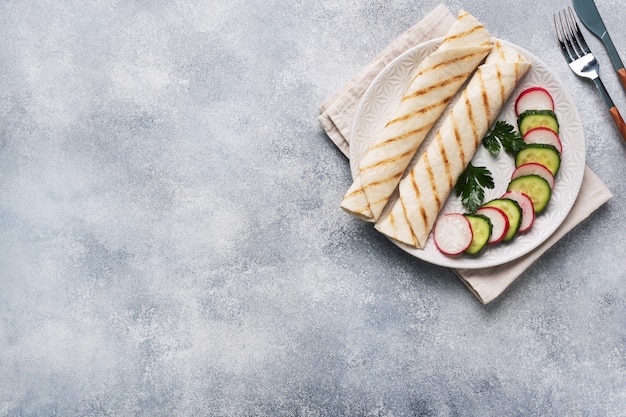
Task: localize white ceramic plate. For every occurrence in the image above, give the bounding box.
[350,38,585,269]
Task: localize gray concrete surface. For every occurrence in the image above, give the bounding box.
[1,1,625,416]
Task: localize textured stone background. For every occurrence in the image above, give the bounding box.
[1,1,625,416]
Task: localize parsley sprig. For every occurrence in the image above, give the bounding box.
[455,120,526,212]
[454,163,494,213]
[482,120,526,156]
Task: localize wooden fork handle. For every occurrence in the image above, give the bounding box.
[619,68,626,91]
[609,106,626,143]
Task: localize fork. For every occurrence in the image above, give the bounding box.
[554,7,626,143]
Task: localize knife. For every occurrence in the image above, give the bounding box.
[572,0,626,90]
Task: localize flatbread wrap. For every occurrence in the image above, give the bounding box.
[375,41,531,248]
[340,10,493,222]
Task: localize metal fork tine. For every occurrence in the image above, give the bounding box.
[561,11,580,58]
[554,13,566,59]
[555,11,575,61]
[567,7,591,54]
[553,14,562,42]
[564,8,584,58]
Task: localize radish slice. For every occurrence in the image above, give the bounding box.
[475,206,509,244]
[433,213,473,255]
[523,127,563,154]
[515,87,555,116]
[501,190,535,232]
[511,162,555,189]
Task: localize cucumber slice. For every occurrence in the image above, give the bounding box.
[515,144,561,176]
[482,198,522,242]
[517,109,559,136]
[507,175,552,213]
[463,213,493,255]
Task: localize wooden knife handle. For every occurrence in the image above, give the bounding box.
[619,68,626,91]
[609,106,626,143]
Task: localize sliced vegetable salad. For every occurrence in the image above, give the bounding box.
[434,86,563,257]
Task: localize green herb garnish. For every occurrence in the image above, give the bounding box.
[482,120,526,156]
[454,163,495,213]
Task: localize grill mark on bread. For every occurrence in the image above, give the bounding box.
[514,62,522,83]
[362,172,404,201]
[451,112,465,166]
[464,81,479,147]
[350,207,371,217]
[496,65,505,103]
[442,24,487,45]
[423,152,441,212]
[399,197,418,247]
[343,187,365,199]
[387,210,396,237]
[409,171,428,232]
[478,70,490,146]
[403,73,466,101]
[385,95,452,126]
[368,125,430,152]
[361,148,415,172]
[514,52,524,81]
[496,42,506,60]
[436,132,454,190]
[407,50,488,86]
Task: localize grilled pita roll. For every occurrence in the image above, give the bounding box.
[340,10,493,222]
[340,178,373,220]
[375,41,531,248]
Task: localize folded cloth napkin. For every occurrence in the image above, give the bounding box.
[318,4,613,304]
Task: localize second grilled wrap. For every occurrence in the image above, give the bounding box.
[375,41,531,248]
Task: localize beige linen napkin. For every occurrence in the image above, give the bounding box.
[319,4,613,304]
